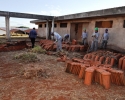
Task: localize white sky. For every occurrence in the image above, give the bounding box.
[0,0,125,28]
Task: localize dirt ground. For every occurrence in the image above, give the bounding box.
[0,49,125,100]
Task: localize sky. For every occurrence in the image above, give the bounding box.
[0,0,125,28]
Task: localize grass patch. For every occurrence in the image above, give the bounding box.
[0,40,6,44]
[31,46,46,54]
[15,52,39,63]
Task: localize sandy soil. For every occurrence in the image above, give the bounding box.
[0,50,125,100]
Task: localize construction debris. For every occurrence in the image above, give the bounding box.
[57,55,67,62]
[0,41,28,52]
[23,66,48,79]
[14,52,39,63]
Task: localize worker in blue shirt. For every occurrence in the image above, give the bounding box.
[89,27,99,52]
[63,34,70,43]
[81,28,88,45]
[101,29,109,49]
[29,28,37,48]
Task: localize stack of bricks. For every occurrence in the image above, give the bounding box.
[107,68,125,85]
[65,61,82,75]
[68,45,87,52]
[40,40,56,51]
[83,51,123,69]
[0,41,28,52]
[39,40,88,52]
[93,68,111,89]
[118,56,125,71]
[65,56,125,89]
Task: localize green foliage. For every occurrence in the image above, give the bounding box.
[31,46,46,54]
[15,52,38,62]
[0,40,6,44]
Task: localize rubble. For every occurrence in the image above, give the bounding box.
[57,55,67,62]
[23,66,48,79]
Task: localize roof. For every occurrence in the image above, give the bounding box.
[24,29,32,33]
[10,29,20,33]
[24,29,38,34]
[31,6,125,23]
[0,11,54,20]
[31,20,46,23]
[10,29,26,34]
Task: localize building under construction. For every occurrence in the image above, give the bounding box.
[31,6,125,52]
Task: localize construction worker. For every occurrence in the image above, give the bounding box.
[63,34,70,43]
[51,32,62,52]
[101,29,109,49]
[81,28,88,45]
[89,27,99,52]
[29,28,37,48]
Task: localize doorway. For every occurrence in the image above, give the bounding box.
[48,22,52,40]
[70,22,89,42]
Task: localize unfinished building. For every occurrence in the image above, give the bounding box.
[31,6,125,52]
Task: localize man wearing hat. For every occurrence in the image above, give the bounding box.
[81,28,88,45]
[101,29,109,49]
[51,32,62,52]
[89,27,99,52]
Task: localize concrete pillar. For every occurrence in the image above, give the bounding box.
[46,20,49,39]
[5,16,11,41]
[52,18,54,33]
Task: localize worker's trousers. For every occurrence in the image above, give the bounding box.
[30,38,35,48]
[101,40,108,49]
[89,41,98,52]
[82,38,87,45]
[57,38,62,52]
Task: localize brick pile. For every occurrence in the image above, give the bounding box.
[84,50,123,68]
[65,59,125,89]
[40,40,56,51]
[57,55,67,62]
[0,41,28,52]
[65,50,125,89]
[118,56,125,71]
[39,40,88,52]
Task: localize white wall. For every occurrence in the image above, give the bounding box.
[85,17,125,52]
[54,22,70,37]
[37,16,125,51]
[37,25,46,37]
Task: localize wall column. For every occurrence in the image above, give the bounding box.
[52,18,54,33]
[46,20,49,39]
[5,16,11,41]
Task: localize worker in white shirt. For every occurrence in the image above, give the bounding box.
[101,29,109,49]
[63,34,70,43]
[81,28,88,45]
[89,27,99,52]
[51,32,62,52]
